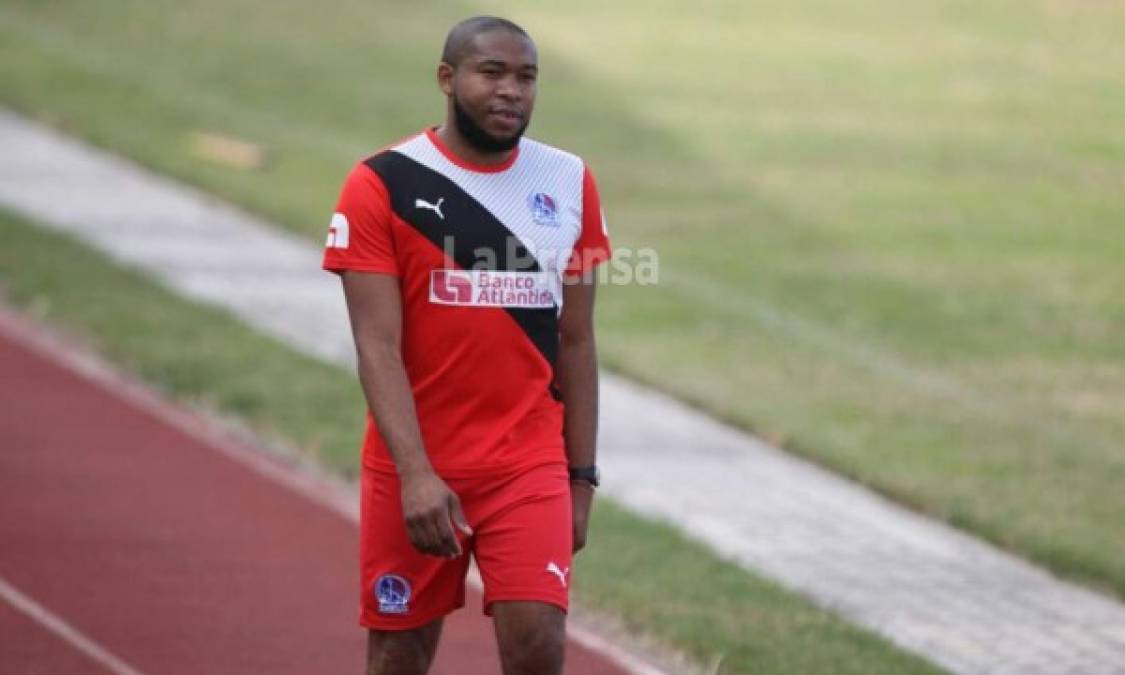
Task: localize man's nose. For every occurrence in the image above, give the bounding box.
[496,74,521,100]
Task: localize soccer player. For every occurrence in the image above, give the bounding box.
[322,15,612,675]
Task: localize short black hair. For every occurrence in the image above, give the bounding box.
[441,16,531,67]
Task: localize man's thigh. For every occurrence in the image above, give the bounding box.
[491,601,566,675]
[360,468,471,630]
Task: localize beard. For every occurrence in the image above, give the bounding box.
[452,94,528,154]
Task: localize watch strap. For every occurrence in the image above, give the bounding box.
[568,465,600,487]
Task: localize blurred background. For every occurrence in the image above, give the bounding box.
[1,1,1122,673]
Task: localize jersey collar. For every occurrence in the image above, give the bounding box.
[426,127,520,174]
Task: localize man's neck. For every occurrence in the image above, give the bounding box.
[435,123,515,167]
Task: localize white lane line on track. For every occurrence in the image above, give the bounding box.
[0,575,149,675]
[0,306,674,675]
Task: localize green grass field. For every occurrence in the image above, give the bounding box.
[0,208,945,674]
[1,0,1123,615]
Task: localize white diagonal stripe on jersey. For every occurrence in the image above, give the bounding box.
[392,134,585,312]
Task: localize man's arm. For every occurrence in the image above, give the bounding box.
[341,271,471,559]
[556,274,599,553]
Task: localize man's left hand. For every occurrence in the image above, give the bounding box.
[570,481,595,553]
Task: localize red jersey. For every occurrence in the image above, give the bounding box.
[323,129,611,476]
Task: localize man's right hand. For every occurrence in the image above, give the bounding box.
[400,471,473,559]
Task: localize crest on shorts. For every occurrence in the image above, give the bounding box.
[528,192,559,227]
[374,574,411,614]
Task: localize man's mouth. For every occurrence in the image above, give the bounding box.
[489,109,523,123]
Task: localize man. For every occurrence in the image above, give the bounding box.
[322,16,611,675]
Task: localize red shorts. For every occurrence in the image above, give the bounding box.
[359,461,573,630]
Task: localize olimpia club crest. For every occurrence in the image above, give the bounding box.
[374,574,411,614]
[528,192,559,227]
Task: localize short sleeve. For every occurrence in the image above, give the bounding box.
[321,163,399,276]
[564,165,612,279]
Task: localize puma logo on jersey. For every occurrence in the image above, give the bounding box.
[546,561,569,588]
[415,197,445,220]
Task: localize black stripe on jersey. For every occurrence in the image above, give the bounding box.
[364,151,561,390]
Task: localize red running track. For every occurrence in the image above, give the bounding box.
[0,311,632,675]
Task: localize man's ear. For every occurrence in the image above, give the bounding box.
[437,63,454,96]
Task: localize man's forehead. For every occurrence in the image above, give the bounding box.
[464,30,537,66]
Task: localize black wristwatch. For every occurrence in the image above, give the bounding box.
[568,465,600,488]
